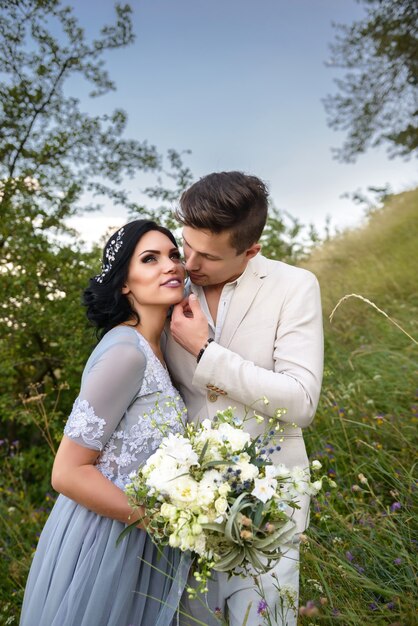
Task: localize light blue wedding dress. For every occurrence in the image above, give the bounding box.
[20,326,190,626]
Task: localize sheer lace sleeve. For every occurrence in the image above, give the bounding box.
[64,334,147,451]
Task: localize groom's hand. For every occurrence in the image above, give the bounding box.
[170,294,209,356]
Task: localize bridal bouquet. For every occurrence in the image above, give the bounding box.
[125,406,329,594]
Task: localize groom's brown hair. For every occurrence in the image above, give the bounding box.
[176,171,269,254]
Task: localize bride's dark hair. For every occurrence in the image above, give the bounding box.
[83,219,178,338]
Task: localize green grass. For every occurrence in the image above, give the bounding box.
[298,189,418,625]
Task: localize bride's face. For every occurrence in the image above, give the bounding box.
[122,230,185,309]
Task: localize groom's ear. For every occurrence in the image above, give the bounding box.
[244,243,261,260]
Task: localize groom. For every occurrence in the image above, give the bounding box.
[165,171,323,625]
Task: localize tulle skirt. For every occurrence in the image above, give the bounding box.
[20,494,185,626]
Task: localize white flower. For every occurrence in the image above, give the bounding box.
[214,497,228,515]
[191,522,202,535]
[271,463,291,478]
[200,469,222,487]
[198,469,222,505]
[217,423,251,451]
[309,480,323,494]
[265,465,279,479]
[252,477,277,503]
[177,524,201,551]
[145,456,184,493]
[218,482,231,497]
[235,459,259,481]
[290,466,307,481]
[311,460,322,470]
[23,176,40,192]
[160,503,178,520]
[169,533,181,548]
[161,432,199,466]
[293,480,306,494]
[278,584,298,603]
[193,534,206,555]
[197,484,216,507]
[170,476,199,505]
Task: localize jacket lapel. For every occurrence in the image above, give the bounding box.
[219,254,268,348]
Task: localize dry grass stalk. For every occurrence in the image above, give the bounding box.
[329,293,418,346]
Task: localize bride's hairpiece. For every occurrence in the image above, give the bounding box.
[94,227,125,283]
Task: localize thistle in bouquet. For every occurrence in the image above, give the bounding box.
[125,401,335,597]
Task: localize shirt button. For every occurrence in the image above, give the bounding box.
[208,391,218,403]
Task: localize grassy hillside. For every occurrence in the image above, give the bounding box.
[298,189,417,625]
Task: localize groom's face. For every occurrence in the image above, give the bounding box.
[182,226,259,288]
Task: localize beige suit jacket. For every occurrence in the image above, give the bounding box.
[164,253,323,532]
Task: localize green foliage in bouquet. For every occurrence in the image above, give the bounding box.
[125,403,335,597]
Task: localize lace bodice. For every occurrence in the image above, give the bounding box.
[64,326,185,488]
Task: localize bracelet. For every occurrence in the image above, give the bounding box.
[196,338,214,363]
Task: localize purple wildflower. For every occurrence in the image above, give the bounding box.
[257,599,268,615]
[393,558,402,565]
[390,502,401,512]
[346,551,354,562]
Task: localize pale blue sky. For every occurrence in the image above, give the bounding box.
[65,0,417,245]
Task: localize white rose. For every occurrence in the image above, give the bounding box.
[146,456,183,492]
[311,460,322,470]
[214,497,228,515]
[170,476,199,504]
[217,423,251,451]
[218,482,231,497]
[160,503,177,519]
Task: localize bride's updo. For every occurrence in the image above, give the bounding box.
[83,219,178,338]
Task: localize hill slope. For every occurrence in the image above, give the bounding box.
[297,189,417,624]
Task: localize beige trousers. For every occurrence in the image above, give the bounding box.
[179,545,299,626]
